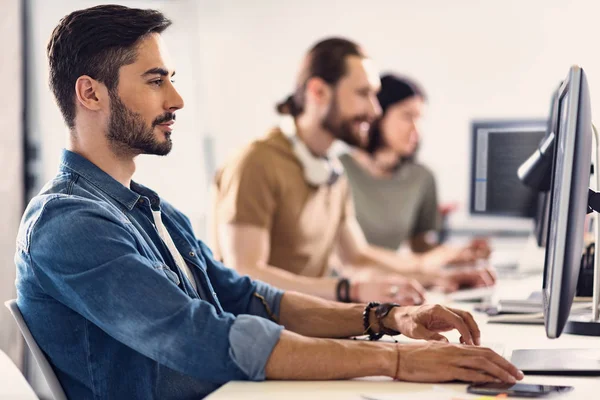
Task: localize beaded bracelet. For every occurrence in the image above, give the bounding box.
[363,302,402,341]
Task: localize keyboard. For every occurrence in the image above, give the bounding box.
[486,302,592,325]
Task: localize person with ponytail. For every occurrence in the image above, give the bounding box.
[211,39,496,307]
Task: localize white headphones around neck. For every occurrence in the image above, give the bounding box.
[279,116,344,187]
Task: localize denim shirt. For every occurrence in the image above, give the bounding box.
[15,149,284,400]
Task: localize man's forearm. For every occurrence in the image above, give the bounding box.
[237,263,339,300]
[279,291,374,338]
[351,245,438,286]
[265,330,395,380]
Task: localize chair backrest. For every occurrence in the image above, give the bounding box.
[5,300,68,400]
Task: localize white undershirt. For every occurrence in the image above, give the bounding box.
[151,210,198,291]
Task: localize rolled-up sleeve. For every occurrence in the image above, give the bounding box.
[27,197,282,383]
[229,315,283,380]
[251,280,284,319]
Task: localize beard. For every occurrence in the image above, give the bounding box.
[321,94,369,148]
[106,91,174,156]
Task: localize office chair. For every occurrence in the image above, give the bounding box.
[0,348,38,399]
[5,300,68,400]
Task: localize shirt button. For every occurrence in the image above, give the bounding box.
[138,198,144,204]
[189,251,195,257]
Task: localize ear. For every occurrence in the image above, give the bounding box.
[305,77,332,107]
[74,75,108,112]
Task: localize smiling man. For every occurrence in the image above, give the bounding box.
[15,6,521,400]
[211,38,497,304]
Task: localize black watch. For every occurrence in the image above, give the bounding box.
[374,303,401,336]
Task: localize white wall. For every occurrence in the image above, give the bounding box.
[193,0,600,229]
[28,0,600,232]
[1,0,24,369]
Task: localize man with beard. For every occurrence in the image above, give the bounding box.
[14,8,522,399]
[212,38,497,304]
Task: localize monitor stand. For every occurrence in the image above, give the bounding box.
[564,315,600,335]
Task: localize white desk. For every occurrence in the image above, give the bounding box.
[0,350,38,400]
[208,275,600,400]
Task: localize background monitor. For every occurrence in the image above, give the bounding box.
[542,65,592,339]
[470,120,547,218]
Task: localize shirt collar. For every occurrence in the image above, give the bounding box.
[59,149,160,210]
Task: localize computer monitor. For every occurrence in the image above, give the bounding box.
[470,120,547,218]
[510,66,600,376]
[541,65,593,339]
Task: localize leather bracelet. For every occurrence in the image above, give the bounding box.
[363,302,384,341]
[336,278,351,303]
[393,343,401,380]
[375,303,401,336]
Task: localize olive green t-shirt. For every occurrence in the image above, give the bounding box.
[339,153,441,251]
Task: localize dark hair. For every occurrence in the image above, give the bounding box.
[276,37,366,117]
[367,74,426,154]
[47,5,172,129]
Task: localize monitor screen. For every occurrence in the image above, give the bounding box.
[471,121,546,218]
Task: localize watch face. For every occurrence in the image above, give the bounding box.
[375,303,401,336]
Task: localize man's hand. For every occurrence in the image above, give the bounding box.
[395,341,524,384]
[351,277,425,305]
[382,303,481,345]
[449,238,492,265]
[380,303,525,383]
[420,239,492,273]
[435,266,497,293]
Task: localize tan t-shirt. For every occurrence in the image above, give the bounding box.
[211,128,353,277]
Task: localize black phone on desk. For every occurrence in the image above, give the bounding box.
[467,382,573,397]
